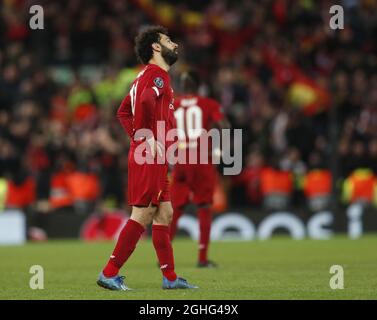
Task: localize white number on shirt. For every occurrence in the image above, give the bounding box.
[174,105,203,140]
[129,81,138,115]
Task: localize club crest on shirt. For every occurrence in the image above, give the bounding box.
[154,77,164,88]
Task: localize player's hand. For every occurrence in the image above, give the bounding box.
[146,136,164,159]
[213,147,222,162]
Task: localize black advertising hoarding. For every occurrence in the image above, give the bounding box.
[33,203,377,240]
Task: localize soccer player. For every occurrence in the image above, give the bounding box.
[97,26,197,291]
[169,70,229,268]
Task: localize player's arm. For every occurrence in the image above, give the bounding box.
[117,94,134,138]
[139,72,166,134]
[215,117,231,130]
[139,87,158,135]
[210,100,230,160]
[211,100,230,129]
[139,84,164,158]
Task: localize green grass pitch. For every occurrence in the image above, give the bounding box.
[1,235,377,300]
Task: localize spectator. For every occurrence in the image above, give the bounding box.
[0,0,375,219]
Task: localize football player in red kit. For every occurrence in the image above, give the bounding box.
[170,70,229,268]
[97,26,197,290]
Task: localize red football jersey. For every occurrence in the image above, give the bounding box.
[117,64,176,147]
[117,64,175,206]
[173,94,224,163]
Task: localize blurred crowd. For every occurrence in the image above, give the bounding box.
[0,0,376,217]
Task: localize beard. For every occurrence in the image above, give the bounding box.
[161,44,178,66]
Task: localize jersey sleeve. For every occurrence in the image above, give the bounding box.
[210,99,224,123]
[138,69,169,133]
[117,94,134,137]
[146,69,168,98]
[139,87,157,133]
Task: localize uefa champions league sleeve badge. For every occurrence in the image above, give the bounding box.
[154,77,164,89]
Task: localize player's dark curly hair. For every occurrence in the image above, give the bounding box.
[181,69,200,93]
[134,25,169,65]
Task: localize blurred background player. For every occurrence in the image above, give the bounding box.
[97,26,197,291]
[169,70,229,268]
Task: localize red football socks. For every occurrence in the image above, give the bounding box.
[103,219,145,278]
[152,224,177,281]
[198,207,212,263]
[169,207,183,240]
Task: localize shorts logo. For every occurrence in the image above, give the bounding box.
[154,77,164,88]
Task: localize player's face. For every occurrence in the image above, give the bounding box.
[159,34,178,66]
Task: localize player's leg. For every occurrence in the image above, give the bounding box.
[169,205,183,240]
[98,205,156,290]
[103,205,156,276]
[170,166,190,240]
[192,164,217,267]
[197,204,215,267]
[152,201,176,280]
[152,200,198,289]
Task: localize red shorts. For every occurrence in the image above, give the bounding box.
[170,163,217,208]
[127,143,170,207]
